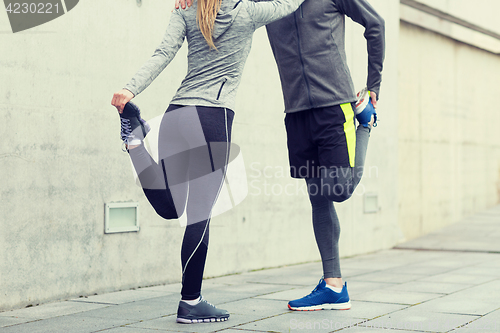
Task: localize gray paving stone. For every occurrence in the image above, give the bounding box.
[339,258,412,272]
[409,296,498,316]
[132,293,181,304]
[407,280,500,316]
[245,271,323,286]
[398,252,496,269]
[128,313,259,333]
[221,298,287,316]
[71,289,175,305]
[340,250,447,269]
[331,301,409,320]
[204,282,302,298]
[0,316,38,328]
[254,286,317,301]
[0,315,135,333]
[452,251,499,263]
[351,290,442,305]
[449,308,500,332]
[447,265,500,276]
[474,257,500,268]
[198,291,257,306]
[72,297,179,321]
[382,263,456,276]
[203,273,267,285]
[346,281,395,296]
[219,328,267,333]
[200,279,228,287]
[99,327,172,332]
[450,322,500,332]
[383,281,466,294]
[360,307,479,332]
[349,271,424,284]
[450,328,500,333]
[416,272,497,285]
[341,268,378,279]
[247,314,317,332]
[395,214,500,253]
[0,301,109,320]
[337,327,424,332]
[449,280,500,302]
[415,259,475,270]
[237,312,362,333]
[247,300,406,322]
[139,283,183,293]
[248,262,322,277]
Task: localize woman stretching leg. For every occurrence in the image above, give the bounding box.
[111,0,305,324]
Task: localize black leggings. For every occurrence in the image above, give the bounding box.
[128,104,234,299]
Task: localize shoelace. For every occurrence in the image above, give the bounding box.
[120,118,132,141]
[303,285,322,299]
[200,297,217,308]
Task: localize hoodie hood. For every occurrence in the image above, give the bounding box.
[213,0,243,39]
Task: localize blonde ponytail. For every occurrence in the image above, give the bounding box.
[197,0,222,49]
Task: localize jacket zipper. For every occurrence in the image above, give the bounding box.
[216,78,227,100]
[300,4,303,18]
[293,14,313,107]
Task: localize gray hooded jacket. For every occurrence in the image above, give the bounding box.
[125,0,305,111]
[265,0,385,113]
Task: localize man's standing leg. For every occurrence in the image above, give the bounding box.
[287,105,375,311]
[287,175,351,311]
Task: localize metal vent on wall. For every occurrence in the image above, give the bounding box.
[104,202,139,234]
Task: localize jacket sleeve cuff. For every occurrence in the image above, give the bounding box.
[367,85,380,100]
[123,85,138,97]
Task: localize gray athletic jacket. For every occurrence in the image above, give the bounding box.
[124,0,305,111]
[264,0,385,113]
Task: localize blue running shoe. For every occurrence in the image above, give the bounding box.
[355,87,377,128]
[288,279,351,311]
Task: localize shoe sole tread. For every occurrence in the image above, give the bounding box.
[176,316,229,324]
[288,302,351,311]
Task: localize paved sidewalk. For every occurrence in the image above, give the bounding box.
[1,206,500,333]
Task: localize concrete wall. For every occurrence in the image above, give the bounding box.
[0,0,457,311]
[406,0,500,36]
[398,1,500,240]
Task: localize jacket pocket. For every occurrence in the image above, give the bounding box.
[216,78,228,100]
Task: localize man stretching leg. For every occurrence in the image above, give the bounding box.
[176,0,385,311]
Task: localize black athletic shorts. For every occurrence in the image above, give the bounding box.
[284,103,356,179]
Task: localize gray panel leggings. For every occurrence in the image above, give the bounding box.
[306,125,370,278]
[128,105,233,299]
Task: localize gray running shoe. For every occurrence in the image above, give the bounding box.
[119,102,150,147]
[176,297,229,324]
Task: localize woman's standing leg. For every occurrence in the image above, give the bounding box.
[170,105,234,323]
